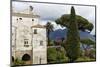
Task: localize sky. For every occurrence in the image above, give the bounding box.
[12,1,96,35]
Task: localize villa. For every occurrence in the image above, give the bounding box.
[12,6,47,65]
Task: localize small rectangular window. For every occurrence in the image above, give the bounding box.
[40,41,43,46]
[34,29,37,34]
[24,39,29,47]
[32,19,34,21]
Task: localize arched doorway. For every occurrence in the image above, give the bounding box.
[12,56,14,62]
[22,54,31,61]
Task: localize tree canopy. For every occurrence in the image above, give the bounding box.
[81,39,95,46]
[55,14,94,32]
[46,22,54,45]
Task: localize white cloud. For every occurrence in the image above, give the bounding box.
[12,1,95,34]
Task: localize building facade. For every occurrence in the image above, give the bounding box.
[12,6,47,65]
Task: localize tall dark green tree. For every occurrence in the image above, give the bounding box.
[46,22,53,46]
[65,6,80,62]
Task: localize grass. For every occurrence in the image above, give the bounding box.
[76,57,95,62]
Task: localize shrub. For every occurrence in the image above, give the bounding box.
[12,58,25,66]
[76,57,95,62]
[47,48,57,63]
[47,47,68,63]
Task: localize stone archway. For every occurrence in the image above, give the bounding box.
[22,54,31,61]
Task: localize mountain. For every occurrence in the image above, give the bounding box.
[49,29,95,41]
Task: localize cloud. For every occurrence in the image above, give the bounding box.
[39,20,66,30]
[12,1,95,34]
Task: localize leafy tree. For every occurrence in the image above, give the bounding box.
[47,48,57,63]
[89,49,96,59]
[47,47,68,63]
[84,23,94,32]
[80,39,95,57]
[46,22,54,46]
[56,47,68,63]
[55,13,93,33]
[81,39,95,46]
[81,39,95,51]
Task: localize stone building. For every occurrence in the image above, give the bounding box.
[12,6,47,65]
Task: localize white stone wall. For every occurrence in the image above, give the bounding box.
[32,28,47,64]
[12,6,47,64]
[12,16,32,50]
[12,26,17,58]
[12,16,38,27]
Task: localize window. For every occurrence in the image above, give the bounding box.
[34,29,37,34]
[24,39,29,47]
[40,41,43,46]
[32,19,34,21]
[19,18,22,20]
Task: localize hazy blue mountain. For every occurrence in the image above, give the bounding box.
[49,29,95,41]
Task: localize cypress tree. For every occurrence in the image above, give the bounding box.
[66,6,80,62]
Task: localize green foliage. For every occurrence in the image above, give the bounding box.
[12,58,25,66]
[81,39,96,59]
[46,22,54,46]
[89,49,96,59]
[47,48,57,62]
[76,57,95,62]
[84,23,94,32]
[80,49,85,57]
[65,6,80,62]
[48,40,54,46]
[81,39,95,46]
[46,22,54,33]
[47,47,68,63]
[55,11,94,32]
[55,6,95,63]
[56,47,68,63]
